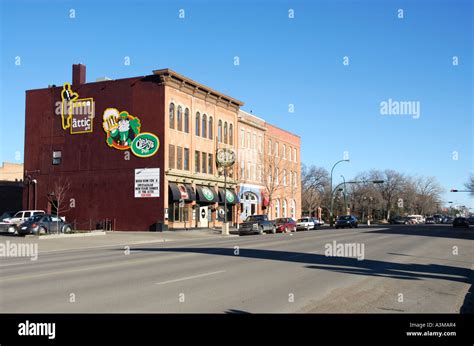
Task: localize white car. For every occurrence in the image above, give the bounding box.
[3,210,45,226]
[296,217,315,231]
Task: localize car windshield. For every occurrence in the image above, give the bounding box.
[338,216,351,220]
[297,218,309,222]
[245,215,264,222]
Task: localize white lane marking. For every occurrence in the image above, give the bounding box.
[155,270,226,286]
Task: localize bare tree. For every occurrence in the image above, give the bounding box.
[46,177,71,234]
[368,169,405,220]
[465,174,474,196]
[301,165,329,217]
[260,151,288,216]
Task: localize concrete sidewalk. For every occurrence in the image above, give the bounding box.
[0,228,238,253]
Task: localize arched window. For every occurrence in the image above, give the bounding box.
[275,200,280,219]
[229,124,233,145]
[218,120,223,142]
[169,103,175,129]
[202,114,207,138]
[195,112,200,136]
[283,169,287,186]
[177,106,183,131]
[224,122,228,144]
[208,116,213,139]
[184,108,189,133]
[282,200,287,217]
[290,200,296,218]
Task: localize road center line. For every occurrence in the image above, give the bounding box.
[155,270,226,285]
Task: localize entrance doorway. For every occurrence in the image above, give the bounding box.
[240,192,258,220]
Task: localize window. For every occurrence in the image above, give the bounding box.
[251,164,256,181]
[169,145,175,169]
[268,139,272,155]
[283,169,287,186]
[247,161,251,180]
[290,200,296,218]
[184,108,190,133]
[177,106,183,131]
[218,120,223,142]
[290,170,293,187]
[224,122,228,144]
[229,124,233,145]
[283,145,286,159]
[268,166,272,182]
[208,153,213,174]
[177,146,183,170]
[171,202,188,222]
[282,200,287,217]
[241,161,245,179]
[202,114,207,138]
[275,200,280,218]
[208,116,213,139]
[202,152,207,174]
[293,148,297,162]
[257,165,262,182]
[276,168,279,185]
[247,131,251,148]
[289,147,292,161]
[169,103,175,129]
[195,151,200,173]
[184,148,189,170]
[252,134,256,150]
[258,136,262,153]
[274,142,279,157]
[241,129,245,148]
[195,112,200,136]
[294,172,297,187]
[52,151,61,165]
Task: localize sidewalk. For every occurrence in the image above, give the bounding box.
[1,228,238,253]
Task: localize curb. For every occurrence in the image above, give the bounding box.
[26,231,107,240]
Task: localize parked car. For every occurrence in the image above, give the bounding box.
[468,217,474,225]
[296,217,315,231]
[275,218,297,233]
[452,217,470,228]
[17,214,72,236]
[443,216,454,224]
[389,216,408,224]
[407,215,425,224]
[239,214,276,235]
[2,210,45,227]
[313,219,325,226]
[335,215,358,229]
[0,211,18,233]
[425,217,436,224]
[433,214,444,224]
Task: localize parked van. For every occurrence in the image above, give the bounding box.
[3,210,45,226]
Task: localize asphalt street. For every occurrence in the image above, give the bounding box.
[0,225,473,313]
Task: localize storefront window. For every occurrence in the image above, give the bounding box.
[171,203,189,222]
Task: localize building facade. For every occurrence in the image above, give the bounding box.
[23,64,301,231]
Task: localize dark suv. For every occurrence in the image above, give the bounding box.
[335,215,358,229]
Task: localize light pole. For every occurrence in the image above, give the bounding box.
[216,148,235,235]
[341,175,348,214]
[329,159,349,227]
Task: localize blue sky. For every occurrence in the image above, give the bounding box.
[0,0,472,208]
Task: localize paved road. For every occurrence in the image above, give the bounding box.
[0,225,473,313]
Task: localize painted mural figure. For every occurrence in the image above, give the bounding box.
[102,108,141,149]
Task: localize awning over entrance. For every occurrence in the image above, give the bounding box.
[218,188,238,205]
[168,183,196,202]
[239,184,262,203]
[195,185,219,204]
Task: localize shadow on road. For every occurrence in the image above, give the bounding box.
[129,246,472,284]
[362,225,474,241]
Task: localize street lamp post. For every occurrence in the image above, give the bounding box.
[329,159,349,227]
[216,148,235,235]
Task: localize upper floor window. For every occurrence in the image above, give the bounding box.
[184,108,190,133]
[241,129,245,148]
[202,114,207,138]
[282,145,286,159]
[283,169,287,185]
[258,136,262,153]
[224,122,228,144]
[288,147,292,161]
[274,142,279,157]
[229,124,233,145]
[268,139,272,155]
[293,148,297,162]
[252,134,256,151]
[208,116,213,139]
[169,103,175,129]
[195,112,201,136]
[218,120,223,142]
[177,106,183,131]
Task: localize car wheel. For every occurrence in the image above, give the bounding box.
[271,226,276,234]
[284,227,289,233]
[259,226,264,235]
[63,226,72,233]
[38,227,47,235]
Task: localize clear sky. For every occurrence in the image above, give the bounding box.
[0,0,472,208]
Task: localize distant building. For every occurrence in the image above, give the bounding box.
[0,162,24,214]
